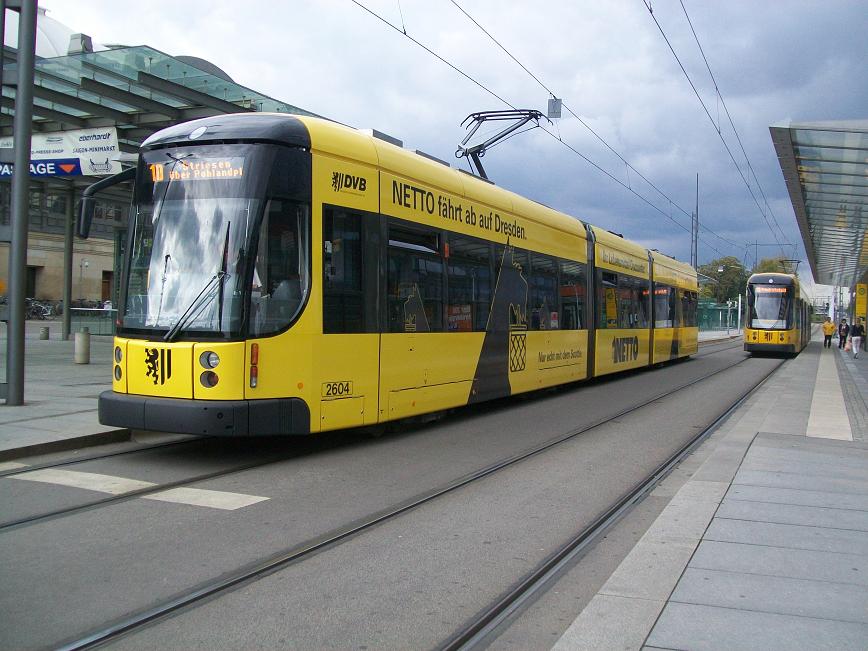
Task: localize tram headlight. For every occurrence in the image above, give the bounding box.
[200,371,219,388]
[114,346,123,363]
[114,365,122,381]
[199,351,220,369]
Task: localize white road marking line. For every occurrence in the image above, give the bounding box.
[10,468,156,494]
[9,469,270,511]
[0,461,29,472]
[143,487,269,510]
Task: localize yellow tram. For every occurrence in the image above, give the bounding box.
[744,273,811,355]
[82,114,698,436]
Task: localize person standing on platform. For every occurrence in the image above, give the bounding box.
[822,317,836,348]
[838,318,850,349]
[850,318,865,359]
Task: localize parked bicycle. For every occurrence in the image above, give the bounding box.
[25,298,53,320]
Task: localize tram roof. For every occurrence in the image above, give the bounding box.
[1,44,317,189]
[770,120,868,288]
[748,272,799,287]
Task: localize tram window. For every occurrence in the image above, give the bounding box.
[617,276,636,328]
[387,223,444,332]
[598,271,618,329]
[530,254,559,330]
[653,284,675,328]
[447,234,491,331]
[679,289,697,327]
[559,261,585,330]
[636,277,650,328]
[249,200,310,336]
[323,208,364,333]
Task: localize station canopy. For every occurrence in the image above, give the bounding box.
[1,44,318,174]
[770,120,868,288]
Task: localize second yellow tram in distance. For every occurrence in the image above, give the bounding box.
[744,272,811,355]
[88,113,698,436]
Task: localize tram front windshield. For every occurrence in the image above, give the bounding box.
[122,143,310,339]
[749,285,792,330]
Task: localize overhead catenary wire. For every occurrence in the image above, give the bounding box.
[640,0,792,256]
[448,0,746,255]
[350,0,731,258]
[678,0,790,247]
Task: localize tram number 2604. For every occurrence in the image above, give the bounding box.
[322,381,353,398]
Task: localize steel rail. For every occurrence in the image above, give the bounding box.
[0,436,204,479]
[2,341,741,530]
[0,441,326,532]
[0,338,738,481]
[438,357,783,651]
[54,353,760,651]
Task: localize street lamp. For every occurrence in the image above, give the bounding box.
[79,258,89,302]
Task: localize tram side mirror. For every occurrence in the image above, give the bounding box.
[77,197,95,239]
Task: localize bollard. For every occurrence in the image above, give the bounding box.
[74,328,91,364]
[39,326,49,340]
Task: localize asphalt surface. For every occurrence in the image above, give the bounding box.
[0,341,779,650]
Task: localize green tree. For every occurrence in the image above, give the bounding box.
[698,256,749,303]
[753,257,787,273]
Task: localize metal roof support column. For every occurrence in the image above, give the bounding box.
[62,185,73,340]
[5,0,37,405]
[0,0,6,91]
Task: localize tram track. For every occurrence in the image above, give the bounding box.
[1,340,743,533]
[54,351,772,651]
[438,355,782,651]
[0,436,203,480]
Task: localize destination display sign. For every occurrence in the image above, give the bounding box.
[148,157,245,183]
[754,286,788,293]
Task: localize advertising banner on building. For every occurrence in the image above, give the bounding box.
[0,127,122,177]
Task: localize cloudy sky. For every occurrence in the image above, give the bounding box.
[39,0,867,295]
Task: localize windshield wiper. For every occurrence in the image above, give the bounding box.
[163,271,228,342]
[163,221,233,342]
[216,223,231,332]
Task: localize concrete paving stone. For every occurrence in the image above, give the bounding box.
[726,484,868,511]
[0,423,72,443]
[653,479,729,504]
[755,432,868,453]
[551,594,664,651]
[689,454,745,483]
[745,446,868,470]
[690,539,868,586]
[717,499,868,531]
[647,602,868,651]
[733,469,868,495]
[599,539,696,601]
[641,495,721,544]
[670,567,868,624]
[704,518,868,556]
[740,457,868,482]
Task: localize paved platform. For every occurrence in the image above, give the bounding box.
[0,319,124,461]
[554,330,868,650]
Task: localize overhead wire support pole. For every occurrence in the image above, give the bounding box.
[5,0,37,405]
[456,109,547,180]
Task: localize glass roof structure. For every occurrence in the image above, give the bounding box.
[770,120,868,288]
[1,45,318,165]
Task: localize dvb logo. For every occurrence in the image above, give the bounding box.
[331,171,367,193]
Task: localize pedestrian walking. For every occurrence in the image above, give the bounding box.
[838,318,849,349]
[850,317,865,359]
[821,317,836,348]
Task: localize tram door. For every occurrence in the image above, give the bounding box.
[319,207,381,431]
